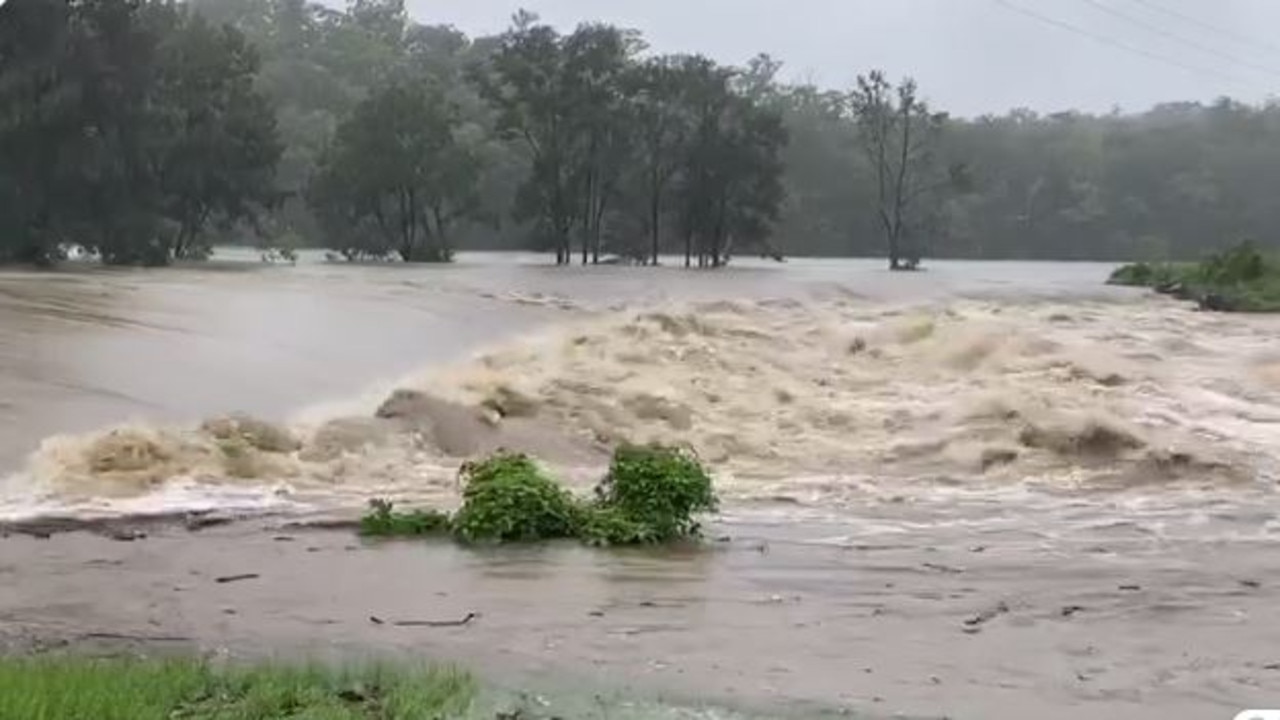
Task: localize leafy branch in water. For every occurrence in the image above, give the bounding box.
[358,446,719,547]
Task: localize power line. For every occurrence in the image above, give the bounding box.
[1121,0,1280,58]
[990,0,1242,82]
[1076,0,1280,79]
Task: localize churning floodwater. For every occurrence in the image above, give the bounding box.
[5,251,1280,719]
[1,251,1278,521]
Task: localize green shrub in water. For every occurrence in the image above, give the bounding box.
[359,499,451,538]
[588,444,719,543]
[576,505,660,547]
[357,446,719,546]
[451,452,581,543]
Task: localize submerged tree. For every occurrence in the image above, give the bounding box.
[561,23,640,265]
[476,11,578,264]
[623,56,691,265]
[848,70,949,270]
[474,13,786,267]
[673,56,787,267]
[18,0,1277,268]
[0,0,280,265]
[61,0,176,265]
[0,0,75,264]
[309,82,481,262]
[159,14,282,260]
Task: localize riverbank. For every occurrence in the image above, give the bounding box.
[1108,242,1280,312]
[2,504,1278,720]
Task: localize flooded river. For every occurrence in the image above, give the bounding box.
[0,251,1143,515]
[2,252,1279,719]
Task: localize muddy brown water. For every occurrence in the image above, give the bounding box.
[2,251,1279,719]
[2,506,1279,720]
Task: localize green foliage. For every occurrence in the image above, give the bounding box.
[309,81,481,263]
[590,444,718,542]
[360,499,451,538]
[1108,241,1280,312]
[479,16,788,267]
[451,452,581,543]
[849,70,952,270]
[1107,261,1190,288]
[159,14,283,260]
[354,447,719,547]
[669,56,788,268]
[575,505,660,546]
[1199,241,1269,285]
[1107,262,1153,287]
[0,656,474,720]
[0,0,280,266]
[12,0,1280,266]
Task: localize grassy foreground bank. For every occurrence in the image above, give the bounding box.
[0,657,474,720]
[0,656,794,719]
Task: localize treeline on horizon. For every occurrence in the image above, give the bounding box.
[2,0,1279,268]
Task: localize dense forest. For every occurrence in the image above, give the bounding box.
[3,0,1279,267]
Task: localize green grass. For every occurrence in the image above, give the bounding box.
[0,657,475,720]
[1109,240,1280,312]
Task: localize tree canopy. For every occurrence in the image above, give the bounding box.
[309,82,479,262]
[3,0,1279,267]
[0,0,281,265]
[476,17,787,266]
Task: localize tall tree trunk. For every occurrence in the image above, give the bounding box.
[891,101,913,270]
[581,160,595,265]
[870,104,895,270]
[173,224,189,261]
[559,207,572,267]
[591,195,607,265]
[650,192,661,266]
[406,189,419,262]
[550,150,569,266]
[432,205,449,260]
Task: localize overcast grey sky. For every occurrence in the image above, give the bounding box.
[406,0,1280,117]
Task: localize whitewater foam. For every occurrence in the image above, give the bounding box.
[4,295,1279,519]
[417,298,1270,488]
